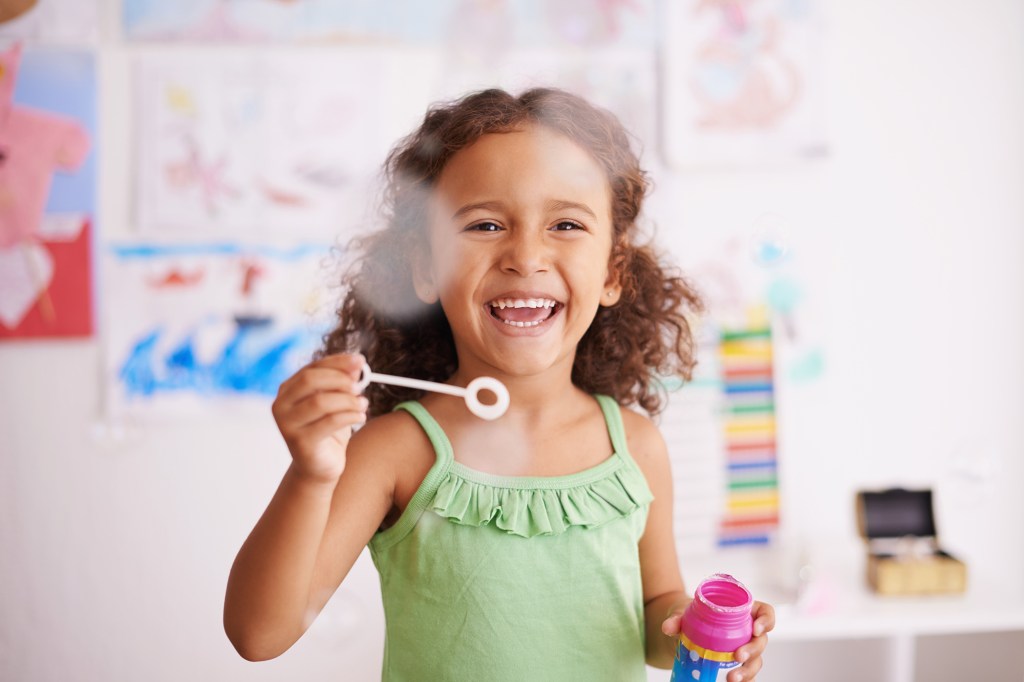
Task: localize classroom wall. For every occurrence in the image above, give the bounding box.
[2,1,1023,681]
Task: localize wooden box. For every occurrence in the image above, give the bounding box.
[855,488,967,596]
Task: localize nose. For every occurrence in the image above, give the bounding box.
[499,229,550,277]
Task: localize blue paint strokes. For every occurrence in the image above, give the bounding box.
[119,320,319,399]
[724,382,773,394]
[718,535,771,547]
[119,330,161,396]
[727,460,777,472]
[109,241,329,261]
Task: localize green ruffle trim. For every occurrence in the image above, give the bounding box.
[429,463,653,538]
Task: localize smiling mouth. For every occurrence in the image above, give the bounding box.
[487,297,562,328]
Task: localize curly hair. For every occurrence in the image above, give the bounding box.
[319,87,702,416]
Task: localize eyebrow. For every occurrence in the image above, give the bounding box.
[546,199,598,220]
[451,201,505,220]
[450,199,599,221]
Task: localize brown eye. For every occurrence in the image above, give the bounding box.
[467,221,502,232]
[551,220,584,231]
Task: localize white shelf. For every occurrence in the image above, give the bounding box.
[774,591,1024,641]
[680,543,1024,640]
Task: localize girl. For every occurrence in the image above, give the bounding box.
[224,88,775,681]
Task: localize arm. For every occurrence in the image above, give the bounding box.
[626,410,776,679]
[623,410,688,668]
[223,354,393,661]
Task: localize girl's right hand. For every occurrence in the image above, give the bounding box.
[271,353,369,484]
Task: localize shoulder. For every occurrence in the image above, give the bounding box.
[347,407,433,462]
[617,405,672,487]
[618,406,668,463]
[346,406,437,512]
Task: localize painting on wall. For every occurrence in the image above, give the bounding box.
[123,0,657,47]
[0,43,96,340]
[104,241,334,415]
[660,222,825,555]
[134,50,422,237]
[0,0,99,42]
[661,0,828,168]
[433,47,658,147]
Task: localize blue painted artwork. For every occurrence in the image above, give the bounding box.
[106,242,332,411]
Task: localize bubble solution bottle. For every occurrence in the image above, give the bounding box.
[670,574,753,682]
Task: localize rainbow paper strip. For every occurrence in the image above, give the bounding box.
[717,328,779,546]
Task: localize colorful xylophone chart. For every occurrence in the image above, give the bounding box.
[717,328,779,546]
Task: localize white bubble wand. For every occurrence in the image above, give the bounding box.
[355,364,509,421]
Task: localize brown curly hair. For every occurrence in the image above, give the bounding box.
[319,87,702,416]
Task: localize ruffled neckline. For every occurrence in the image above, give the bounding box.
[429,455,653,538]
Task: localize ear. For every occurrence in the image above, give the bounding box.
[600,280,622,307]
[600,248,625,307]
[412,252,439,304]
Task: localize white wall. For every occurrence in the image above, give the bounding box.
[2,1,1023,680]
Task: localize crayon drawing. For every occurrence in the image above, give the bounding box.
[435,48,657,146]
[0,44,95,339]
[662,227,823,554]
[662,0,828,168]
[135,51,412,236]
[0,0,99,42]
[123,0,656,47]
[105,242,333,415]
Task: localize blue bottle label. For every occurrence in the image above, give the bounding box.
[670,638,741,682]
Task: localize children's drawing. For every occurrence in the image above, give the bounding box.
[661,225,824,554]
[123,0,656,47]
[435,48,658,149]
[105,242,333,414]
[0,0,98,42]
[135,50,413,236]
[662,0,827,168]
[0,44,95,339]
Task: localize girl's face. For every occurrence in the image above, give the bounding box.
[419,124,621,381]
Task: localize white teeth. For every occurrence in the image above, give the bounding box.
[501,318,543,328]
[490,298,557,309]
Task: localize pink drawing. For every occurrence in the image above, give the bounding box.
[163,134,240,216]
[544,0,644,44]
[689,0,801,129]
[0,42,90,249]
[0,42,91,331]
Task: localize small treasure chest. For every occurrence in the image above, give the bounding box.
[855,487,967,596]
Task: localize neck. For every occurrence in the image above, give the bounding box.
[449,360,588,428]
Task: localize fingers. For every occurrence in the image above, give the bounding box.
[731,605,773,682]
[283,391,370,430]
[750,601,776,636]
[728,649,764,681]
[297,407,368,445]
[735,631,767,665]
[275,354,366,409]
[661,612,684,637]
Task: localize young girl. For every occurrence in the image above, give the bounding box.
[224,87,775,681]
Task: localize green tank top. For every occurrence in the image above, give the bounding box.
[368,395,654,682]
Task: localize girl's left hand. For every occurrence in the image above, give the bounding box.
[661,600,776,682]
[729,600,775,682]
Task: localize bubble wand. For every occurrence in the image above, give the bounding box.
[355,364,509,421]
